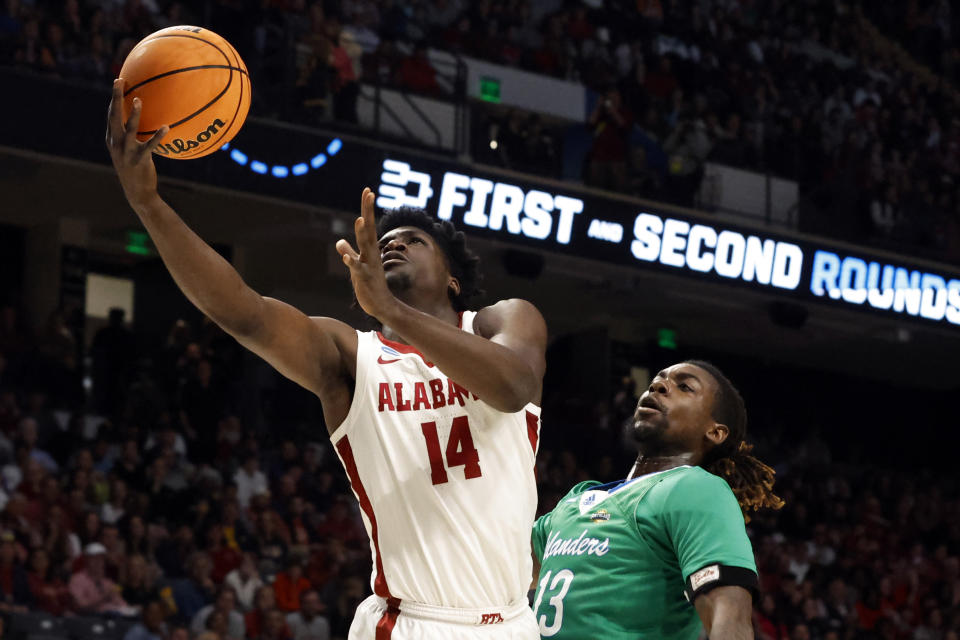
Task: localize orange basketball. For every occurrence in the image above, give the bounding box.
[119,25,251,160]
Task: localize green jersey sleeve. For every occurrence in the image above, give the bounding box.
[657,469,757,593]
[532,511,551,560]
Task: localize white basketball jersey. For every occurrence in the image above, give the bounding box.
[330,311,541,610]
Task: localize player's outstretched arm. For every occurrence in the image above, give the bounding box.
[105,79,353,398]
[693,586,754,640]
[337,189,547,412]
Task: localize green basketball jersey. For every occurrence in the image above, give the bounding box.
[531,466,757,639]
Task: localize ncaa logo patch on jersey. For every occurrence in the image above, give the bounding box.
[589,508,611,523]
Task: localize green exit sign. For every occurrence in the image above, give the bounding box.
[657,328,678,350]
[479,76,501,103]
[125,230,153,256]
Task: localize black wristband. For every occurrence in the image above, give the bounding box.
[683,564,758,603]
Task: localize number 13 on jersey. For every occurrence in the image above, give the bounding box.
[534,569,575,636]
[420,416,482,485]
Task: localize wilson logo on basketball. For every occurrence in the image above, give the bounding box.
[155,118,226,156]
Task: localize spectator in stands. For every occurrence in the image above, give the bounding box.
[111,438,144,491]
[663,114,712,206]
[263,609,296,640]
[120,553,159,609]
[190,585,245,639]
[273,555,310,614]
[205,523,241,585]
[224,551,261,612]
[91,307,135,416]
[871,183,901,239]
[122,598,167,640]
[329,24,360,124]
[286,589,330,640]
[312,495,364,545]
[235,453,268,510]
[196,608,235,640]
[494,109,527,170]
[19,417,57,474]
[179,357,224,459]
[327,575,366,639]
[913,608,947,640]
[25,547,69,615]
[396,41,439,94]
[252,510,289,578]
[586,87,632,192]
[68,542,136,616]
[521,114,558,175]
[101,477,127,525]
[245,584,285,639]
[121,515,152,560]
[169,551,215,622]
[0,529,31,612]
[37,308,78,406]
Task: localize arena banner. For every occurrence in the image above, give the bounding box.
[365,156,960,329]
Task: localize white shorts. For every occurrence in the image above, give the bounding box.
[348,594,540,640]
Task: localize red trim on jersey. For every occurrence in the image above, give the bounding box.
[375,597,402,640]
[526,410,540,481]
[525,410,540,454]
[335,435,393,600]
[375,313,464,368]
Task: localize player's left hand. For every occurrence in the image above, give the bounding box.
[336,188,397,320]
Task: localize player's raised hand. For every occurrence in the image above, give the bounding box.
[105,78,169,208]
[336,188,397,320]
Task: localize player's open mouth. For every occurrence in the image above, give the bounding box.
[637,396,663,414]
[382,251,406,268]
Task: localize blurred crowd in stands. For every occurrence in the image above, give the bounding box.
[0,293,958,640]
[2,0,960,260]
[1,303,367,640]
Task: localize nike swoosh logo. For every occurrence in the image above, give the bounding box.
[378,356,401,365]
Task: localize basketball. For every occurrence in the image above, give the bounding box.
[118,25,251,160]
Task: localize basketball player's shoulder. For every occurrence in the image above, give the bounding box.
[651,466,737,509]
[306,316,360,364]
[473,298,546,338]
[656,465,723,492]
[308,315,356,337]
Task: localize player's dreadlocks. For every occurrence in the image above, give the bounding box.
[684,360,785,521]
[377,207,483,311]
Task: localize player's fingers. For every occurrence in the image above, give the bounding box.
[355,188,377,254]
[361,188,377,249]
[141,125,169,156]
[106,78,125,147]
[354,215,374,261]
[124,97,143,151]
[335,239,360,265]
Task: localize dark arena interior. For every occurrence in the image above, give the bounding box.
[1,1,960,639]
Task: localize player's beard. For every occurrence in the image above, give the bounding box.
[385,270,412,296]
[627,413,669,449]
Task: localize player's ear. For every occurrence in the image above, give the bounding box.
[448,278,461,298]
[705,422,729,447]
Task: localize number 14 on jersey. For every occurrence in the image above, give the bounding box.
[420,416,482,485]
